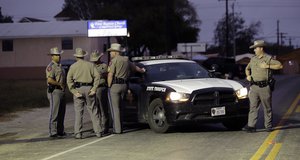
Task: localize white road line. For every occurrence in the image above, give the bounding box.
[41,134,115,160]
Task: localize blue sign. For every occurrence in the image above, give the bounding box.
[87,20,127,37]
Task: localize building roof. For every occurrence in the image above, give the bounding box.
[0,21,88,39]
[277,48,300,62]
[235,53,254,62]
[18,17,48,23]
[54,6,79,21]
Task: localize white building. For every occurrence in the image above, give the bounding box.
[0,21,112,79]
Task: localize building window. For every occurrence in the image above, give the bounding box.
[2,40,14,52]
[61,37,73,50]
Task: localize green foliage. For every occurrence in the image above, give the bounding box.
[0,7,13,23]
[213,12,261,56]
[0,80,47,116]
[0,80,73,116]
[63,0,200,56]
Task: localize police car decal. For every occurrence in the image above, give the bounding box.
[146,86,167,92]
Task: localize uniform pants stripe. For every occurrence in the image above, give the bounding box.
[49,92,54,136]
[107,89,115,132]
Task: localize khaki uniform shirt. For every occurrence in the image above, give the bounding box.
[95,63,108,85]
[109,55,135,79]
[67,59,100,94]
[246,54,281,81]
[46,60,65,86]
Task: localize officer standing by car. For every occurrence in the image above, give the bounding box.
[244,40,283,133]
[90,50,109,134]
[67,48,102,139]
[46,47,66,138]
[107,43,145,134]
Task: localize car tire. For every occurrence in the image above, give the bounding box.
[148,98,170,133]
[222,118,247,130]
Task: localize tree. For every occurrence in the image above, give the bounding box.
[0,7,13,23]
[63,0,200,56]
[213,12,261,57]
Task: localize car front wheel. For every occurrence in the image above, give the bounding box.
[148,98,170,133]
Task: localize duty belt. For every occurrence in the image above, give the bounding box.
[112,77,127,84]
[48,84,62,93]
[252,80,268,88]
[74,82,93,88]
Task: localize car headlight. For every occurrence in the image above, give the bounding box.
[236,87,248,99]
[166,92,190,102]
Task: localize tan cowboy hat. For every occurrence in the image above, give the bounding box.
[90,50,103,62]
[73,48,88,57]
[49,47,63,55]
[107,43,125,52]
[249,40,266,49]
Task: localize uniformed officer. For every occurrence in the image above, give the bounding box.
[107,43,145,134]
[46,47,66,138]
[90,50,109,134]
[67,48,102,139]
[244,40,283,132]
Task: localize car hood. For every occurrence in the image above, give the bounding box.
[152,78,244,94]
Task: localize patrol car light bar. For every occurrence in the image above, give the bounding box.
[131,55,185,62]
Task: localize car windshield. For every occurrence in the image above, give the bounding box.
[144,62,210,82]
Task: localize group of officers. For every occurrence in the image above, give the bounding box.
[46,43,145,139]
[46,40,283,139]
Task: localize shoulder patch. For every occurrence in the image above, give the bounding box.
[47,66,52,72]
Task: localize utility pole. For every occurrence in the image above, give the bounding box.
[277,20,280,47]
[219,0,234,58]
[280,32,287,46]
[232,2,236,60]
[276,20,280,55]
[225,0,229,58]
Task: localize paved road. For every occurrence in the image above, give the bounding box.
[0,75,300,160]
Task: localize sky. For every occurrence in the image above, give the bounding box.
[0,0,64,21]
[189,0,300,47]
[0,0,300,47]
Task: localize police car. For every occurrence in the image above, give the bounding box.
[124,56,249,133]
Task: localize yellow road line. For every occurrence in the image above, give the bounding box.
[250,130,279,160]
[250,93,300,160]
[296,105,300,113]
[279,94,300,124]
[265,143,282,160]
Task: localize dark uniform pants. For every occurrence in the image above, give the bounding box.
[47,89,66,136]
[248,85,272,129]
[96,86,108,131]
[73,86,102,135]
[108,84,127,133]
